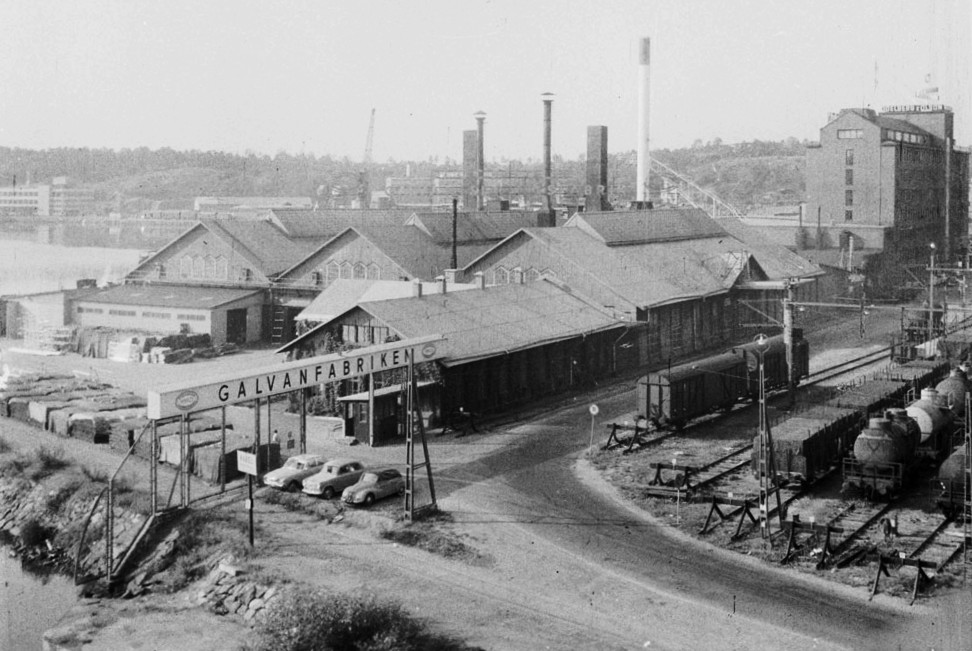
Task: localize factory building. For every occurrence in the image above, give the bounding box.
[805,105,970,293]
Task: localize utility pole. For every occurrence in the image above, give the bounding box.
[929,243,937,342]
[755,334,782,542]
[783,279,796,407]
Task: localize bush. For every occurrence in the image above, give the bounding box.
[255,587,472,651]
[27,445,70,481]
[19,517,53,548]
[0,436,11,454]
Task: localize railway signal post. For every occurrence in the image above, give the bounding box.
[754,333,783,542]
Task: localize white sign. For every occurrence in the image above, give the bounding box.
[147,335,445,419]
[237,451,257,476]
[589,404,599,416]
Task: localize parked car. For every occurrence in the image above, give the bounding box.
[342,468,406,507]
[262,454,327,492]
[302,458,366,498]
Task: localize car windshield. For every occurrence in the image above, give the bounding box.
[283,458,301,469]
[361,473,379,483]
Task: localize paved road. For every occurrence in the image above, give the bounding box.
[435,381,969,650]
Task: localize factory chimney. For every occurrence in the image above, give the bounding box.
[542,93,555,225]
[636,37,651,205]
[474,111,487,211]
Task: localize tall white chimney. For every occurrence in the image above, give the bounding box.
[636,37,651,203]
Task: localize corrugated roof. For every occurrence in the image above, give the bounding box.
[567,208,728,245]
[338,279,623,365]
[407,210,547,244]
[268,209,415,239]
[77,284,262,309]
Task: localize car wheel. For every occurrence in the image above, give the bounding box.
[287,481,299,493]
[322,486,335,500]
[364,493,375,507]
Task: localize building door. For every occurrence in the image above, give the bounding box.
[226,308,247,344]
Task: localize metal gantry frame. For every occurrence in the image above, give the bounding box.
[403,357,437,520]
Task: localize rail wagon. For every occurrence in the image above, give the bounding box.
[637,332,809,430]
[637,351,750,429]
[752,405,862,484]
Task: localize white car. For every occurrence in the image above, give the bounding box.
[341,468,406,507]
[301,458,366,499]
[262,454,327,492]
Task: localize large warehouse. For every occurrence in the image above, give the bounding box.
[72,284,265,345]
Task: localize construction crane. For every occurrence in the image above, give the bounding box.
[363,108,376,164]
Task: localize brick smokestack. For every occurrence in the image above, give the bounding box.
[474,111,486,211]
[585,125,609,212]
[541,93,556,227]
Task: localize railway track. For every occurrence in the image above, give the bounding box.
[643,444,753,498]
[804,346,893,386]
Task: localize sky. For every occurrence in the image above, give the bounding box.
[0,0,969,162]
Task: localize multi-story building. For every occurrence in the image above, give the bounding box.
[0,184,50,216]
[49,176,96,216]
[0,177,96,216]
[805,105,970,291]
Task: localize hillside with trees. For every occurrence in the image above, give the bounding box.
[0,138,807,214]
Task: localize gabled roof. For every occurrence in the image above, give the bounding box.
[297,278,477,322]
[462,228,723,311]
[268,209,415,239]
[281,279,624,366]
[564,208,728,246]
[203,218,316,277]
[278,225,489,282]
[76,284,262,309]
[406,210,547,244]
[126,219,309,280]
[717,219,823,280]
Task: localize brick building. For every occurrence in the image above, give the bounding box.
[805,105,970,293]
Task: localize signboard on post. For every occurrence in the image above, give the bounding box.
[146,335,445,419]
[237,451,257,476]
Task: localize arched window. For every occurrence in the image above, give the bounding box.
[526,268,541,283]
[353,262,366,279]
[326,261,340,285]
[494,266,509,285]
[340,261,353,279]
[215,256,228,280]
[193,256,205,278]
[205,255,216,278]
[180,256,192,279]
[366,263,381,279]
[540,268,557,281]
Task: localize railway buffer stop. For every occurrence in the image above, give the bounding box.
[142,334,445,521]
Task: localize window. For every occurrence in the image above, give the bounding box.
[366,263,381,280]
[845,149,854,166]
[142,311,171,319]
[340,262,352,279]
[180,256,192,279]
[494,266,509,284]
[844,210,853,221]
[526,268,541,282]
[311,270,323,286]
[176,314,206,321]
[837,129,863,139]
[353,263,366,279]
[215,256,228,280]
[193,257,205,278]
[845,190,853,206]
[108,309,136,317]
[205,256,216,279]
[845,169,853,185]
[326,261,340,284]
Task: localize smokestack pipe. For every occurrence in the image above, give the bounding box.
[451,197,458,269]
[474,111,486,210]
[636,37,651,203]
[542,93,554,216]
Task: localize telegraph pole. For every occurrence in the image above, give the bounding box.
[783,279,796,407]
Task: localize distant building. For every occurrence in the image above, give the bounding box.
[805,105,970,291]
[0,184,50,216]
[193,196,313,211]
[0,177,95,217]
